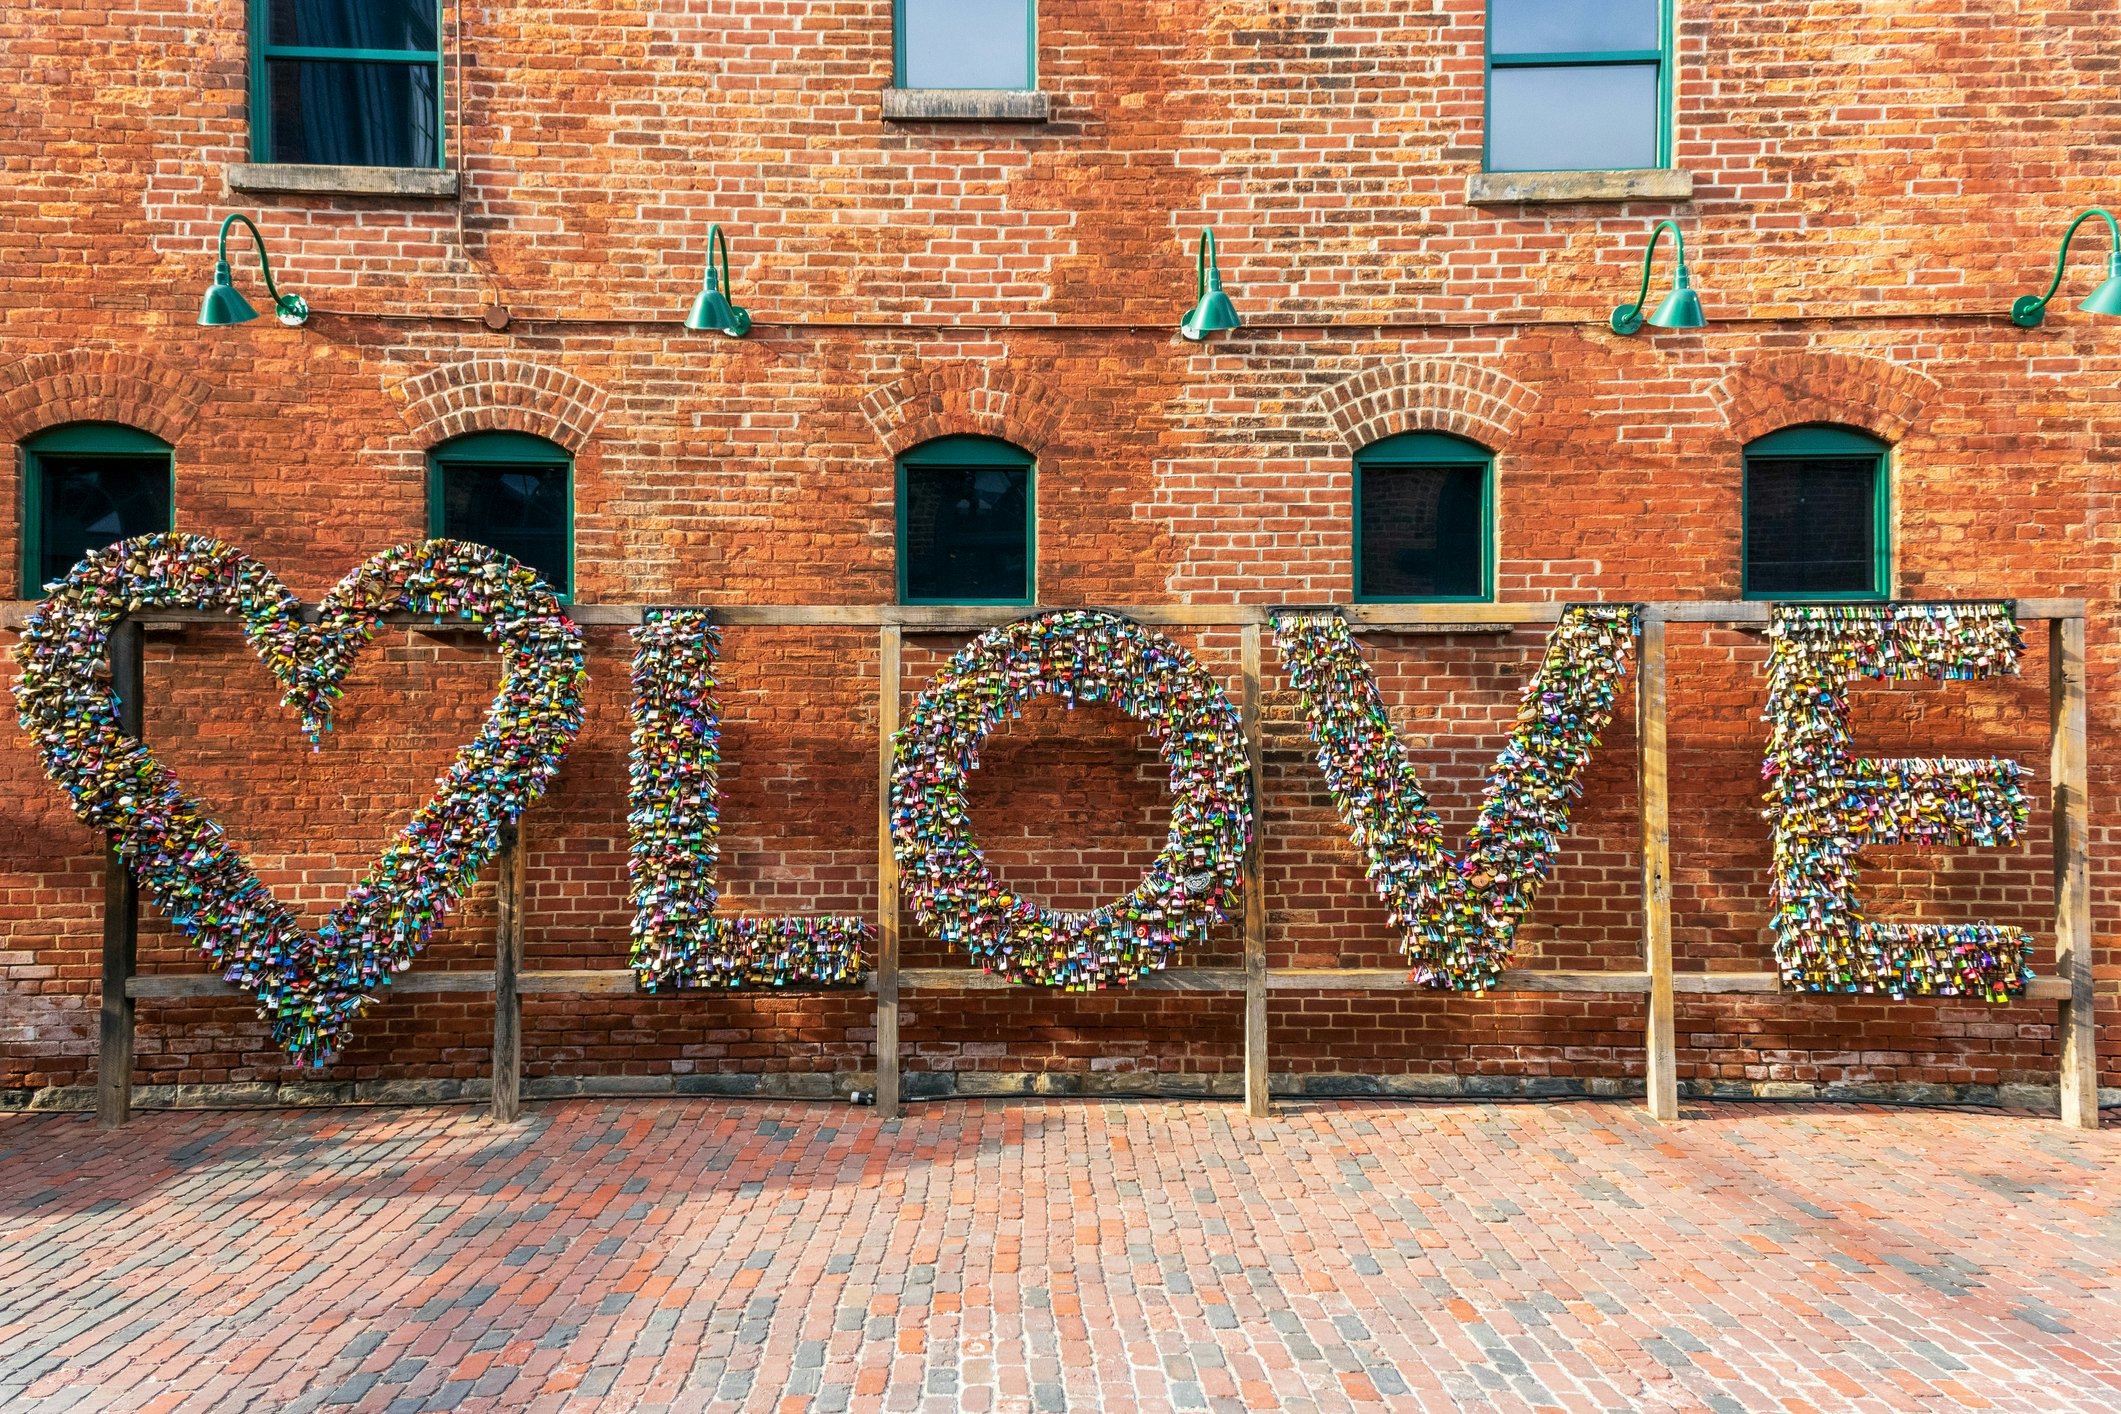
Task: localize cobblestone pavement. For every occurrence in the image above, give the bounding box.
[1,1099,2116,1413]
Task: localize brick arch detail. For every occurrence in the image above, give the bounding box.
[858,363,1066,457]
[1713,351,1941,447]
[0,349,213,446]
[387,358,610,453]
[1312,358,1540,455]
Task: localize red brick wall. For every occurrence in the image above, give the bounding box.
[2,1,2115,1103]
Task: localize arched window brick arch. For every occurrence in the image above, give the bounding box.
[1313,359,1539,456]
[0,350,211,447]
[1714,351,1939,448]
[859,364,1065,458]
[389,358,609,455]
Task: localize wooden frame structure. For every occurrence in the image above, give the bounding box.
[3,598,2095,1131]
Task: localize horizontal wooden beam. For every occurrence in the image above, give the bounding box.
[121,966,2086,1002]
[0,598,2088,636]
[1271,967,1651,992]
[898,966,1249,991]
[127,970,496,998]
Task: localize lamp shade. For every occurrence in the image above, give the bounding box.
[2078,270,2121,317]
[198,260,260,326]
[1647,277,1706,330]
[1180,285,1242,340]
[684,280,751,337]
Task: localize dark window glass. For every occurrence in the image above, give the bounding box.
[268,0,438,51]
[1492,0,1658,53]
[901,0,1033,89]
[901,464,1031,602]
[1358,462,1486,600]
[436,463,571,596]
[1744,456,1880,595]
[267,60,439,167]
[32,456,174,591]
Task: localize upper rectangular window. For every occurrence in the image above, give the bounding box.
[21,425,176,597]
[1486,0,1667,173]
[1742,425,1890,600]
[896,0,1035,90]
[251,1,445,168]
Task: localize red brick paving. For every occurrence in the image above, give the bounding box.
[1,1099,2116,1413]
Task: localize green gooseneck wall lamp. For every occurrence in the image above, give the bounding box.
[1180,228,1242,341]
[684,224,753,337]
[198,213,309,327]
[2010,207,2121,327]
[1610,219,1706,335]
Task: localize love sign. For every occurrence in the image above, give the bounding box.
[13,535,2037,1066]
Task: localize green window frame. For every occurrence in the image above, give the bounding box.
[1741,423,1891,602]
[1353,431,1495,604]
[20,423,176,597]
[893,0,1037,91]
[248,0,447,168]
[427,431,574,600]
[1484,0,1673,173]
[896,435,1036,606]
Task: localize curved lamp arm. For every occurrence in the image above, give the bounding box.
[1610,220,1689,335]
[710,223,734,299]
[1197,228,1217,297]
[2011,207,2121,328]
[216,213,310,325]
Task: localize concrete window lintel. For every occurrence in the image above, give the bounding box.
[1466,169,1695,205]
[881,89,1052,123]
[227,164,461,198]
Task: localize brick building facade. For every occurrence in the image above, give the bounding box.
[2,0,2116,1110]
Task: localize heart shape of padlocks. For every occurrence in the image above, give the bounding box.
[12,534,586,1064]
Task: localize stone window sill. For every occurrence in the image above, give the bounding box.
[881,89,1051,123]
[1466,169,1694,204]
[227,164,460,198]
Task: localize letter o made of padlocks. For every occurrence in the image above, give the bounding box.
[888,610,1252,988]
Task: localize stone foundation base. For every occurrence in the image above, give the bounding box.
[8,1072,2111,1114]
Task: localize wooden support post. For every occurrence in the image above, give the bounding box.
[1636,616,1678,1121]
[491,825,526,1123]
[97,620,144,1130]
[875,625,903,1121]
[1241,622,1270,1118]
[2050,617,2097,1128]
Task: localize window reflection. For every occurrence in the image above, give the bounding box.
[902,0,1033,89]
[436,463,572,596]
[1488,65,1659,172]
[32,456,174,591]
[1491,0,1658,55]
[901,463,1032,602]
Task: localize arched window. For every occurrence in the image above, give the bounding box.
[1353,431,1493,602]
[1742,424,1889,599]
[20,423,175,596]
[896,435,1034,605]
[427,431,573,598]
